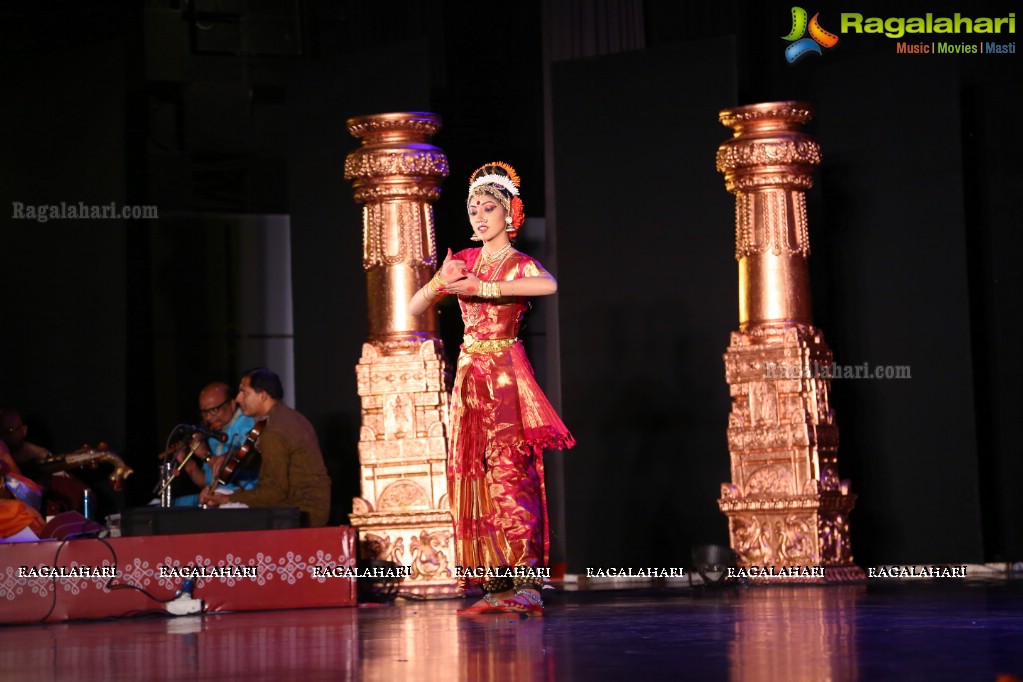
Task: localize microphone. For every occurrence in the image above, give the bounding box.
[180,424,229,443]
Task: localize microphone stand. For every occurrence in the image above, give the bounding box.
[158,460,174,507]
[155,438,205,503]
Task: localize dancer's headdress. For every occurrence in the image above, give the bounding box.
[467,161,525,239]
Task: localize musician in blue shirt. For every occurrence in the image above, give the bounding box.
[173,382,258,506]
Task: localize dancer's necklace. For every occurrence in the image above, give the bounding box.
[473,247,513,281]
[478,242,512,264]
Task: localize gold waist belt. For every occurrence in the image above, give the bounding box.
[463,336,518,354]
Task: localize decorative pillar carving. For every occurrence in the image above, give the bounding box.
[344,112,458,596]
[715,102,864,582]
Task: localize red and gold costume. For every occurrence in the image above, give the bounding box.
[448,246,575,576]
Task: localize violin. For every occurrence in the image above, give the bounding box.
[215,419,264,487]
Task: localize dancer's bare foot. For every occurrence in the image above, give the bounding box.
[456,590,516,614]
[505,588,544,616]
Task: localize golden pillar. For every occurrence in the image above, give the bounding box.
[344,112,459,596]
[715,102,864,582]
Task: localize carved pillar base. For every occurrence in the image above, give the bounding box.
[720,508,865,584]
[349,511,460,597]
[718,325,864,583]
[351,338,459,596]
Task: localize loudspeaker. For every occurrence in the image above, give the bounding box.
[120,507,300,536]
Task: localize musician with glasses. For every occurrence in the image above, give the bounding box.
[172,381,259,506]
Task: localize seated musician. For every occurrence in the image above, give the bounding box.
[173,381,259,506]
[0,408,51,475]
[0,439,45,541]
[1,407,89,516]
[200,368,331,527]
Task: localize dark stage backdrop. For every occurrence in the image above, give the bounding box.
[811,57,984,564]
[285,40,432,524]
[0,40,129,466]
[553,39,739,571]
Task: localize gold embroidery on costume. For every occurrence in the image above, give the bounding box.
[463,337,518,354]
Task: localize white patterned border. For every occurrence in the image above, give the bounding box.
[1,545,357,601]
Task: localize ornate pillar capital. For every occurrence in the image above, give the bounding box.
[344,112,449,205]
[716,101,821,329]
[716,102,821,194]
[344,112,448,344]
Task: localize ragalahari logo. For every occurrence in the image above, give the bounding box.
[783,7,839,63]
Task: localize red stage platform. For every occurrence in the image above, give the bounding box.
[0,526,357,624]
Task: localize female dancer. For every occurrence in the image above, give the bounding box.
[409,162,574,615]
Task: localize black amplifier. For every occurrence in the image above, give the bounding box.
[119,507,301,536]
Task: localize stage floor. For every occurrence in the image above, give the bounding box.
[3,580,1022,681]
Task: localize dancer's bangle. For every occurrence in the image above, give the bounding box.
[426,273,446,299]
[479,281,502,299]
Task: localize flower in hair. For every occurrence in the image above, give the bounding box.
[510,196,525,229]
